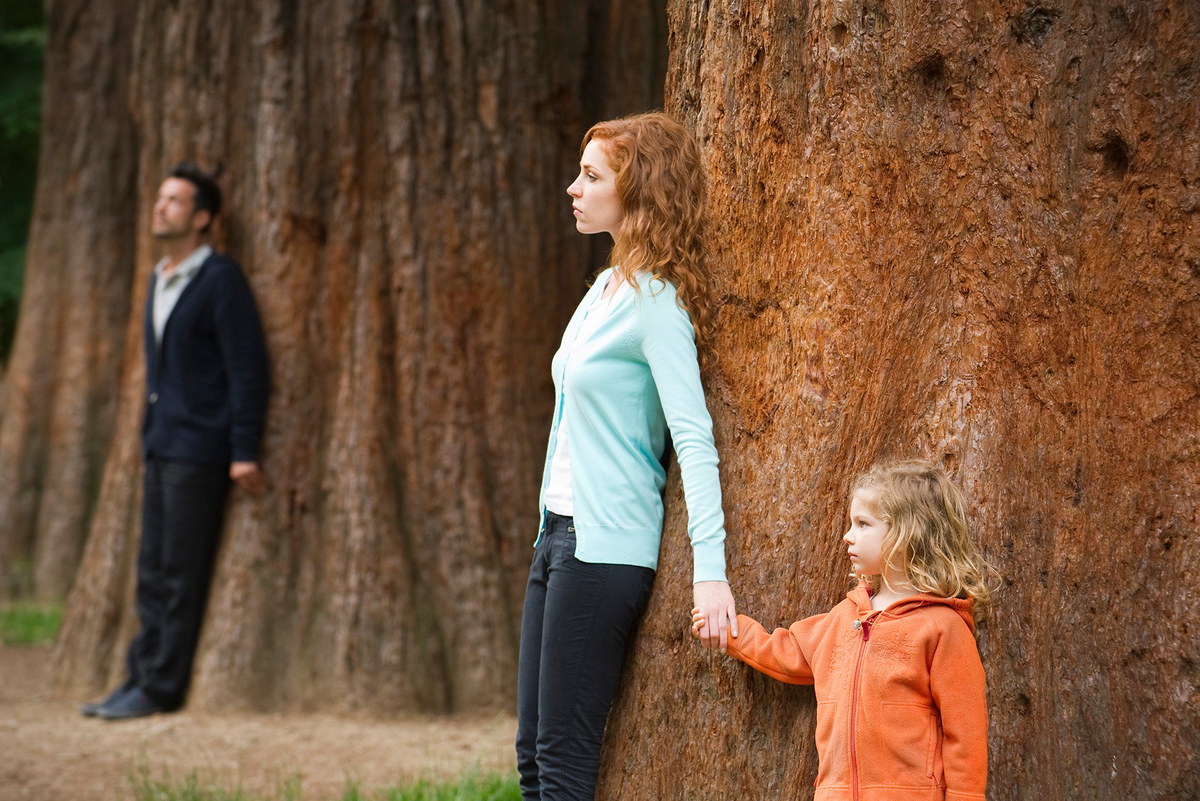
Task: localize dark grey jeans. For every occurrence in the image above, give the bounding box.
[516,511,656,800]
[125,456,229,708]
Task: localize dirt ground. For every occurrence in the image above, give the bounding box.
[0,645,517,801]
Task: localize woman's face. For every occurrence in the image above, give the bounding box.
[567,138,624,235]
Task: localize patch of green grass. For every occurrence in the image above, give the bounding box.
[372,773,520,801]
[0,602,62,644]
[129,763,302,801]
[127,764,520,801]
[130,770,255,801]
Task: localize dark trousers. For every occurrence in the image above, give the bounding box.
[516,512,656,800]
[124,456,229,709]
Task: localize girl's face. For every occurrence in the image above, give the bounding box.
[567,138,624,235]
[843,490,889,577]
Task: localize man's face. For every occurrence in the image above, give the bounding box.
[152,177,207,239]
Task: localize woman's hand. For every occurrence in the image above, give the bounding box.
[691,580,737,653]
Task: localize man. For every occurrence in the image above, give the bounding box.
[82,163,269,720]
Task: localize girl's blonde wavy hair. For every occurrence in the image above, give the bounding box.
[582,113,714,361]
[852,460,997,618]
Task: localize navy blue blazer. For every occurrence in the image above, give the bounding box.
[142,252,269,466]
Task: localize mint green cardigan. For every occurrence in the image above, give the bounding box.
[536,268,728,583]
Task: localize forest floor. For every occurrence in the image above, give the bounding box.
[0,645,517,801]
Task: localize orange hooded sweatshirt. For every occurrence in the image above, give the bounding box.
[727,583,987,801]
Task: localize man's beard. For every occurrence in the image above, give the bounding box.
[152,225,189,240]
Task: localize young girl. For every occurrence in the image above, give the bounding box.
[693,460,992,800]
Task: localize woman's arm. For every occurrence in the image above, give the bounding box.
[637,283,726,579]
[636,279,736,648]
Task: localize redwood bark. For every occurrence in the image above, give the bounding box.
[0,0,140,601]
[599,2,1198,799]
[50,0,666,714]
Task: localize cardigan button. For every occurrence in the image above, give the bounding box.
[148,392,158,404]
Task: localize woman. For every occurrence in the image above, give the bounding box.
[516,113,738,800]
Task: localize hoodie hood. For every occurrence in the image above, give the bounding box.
[848,581,976,634]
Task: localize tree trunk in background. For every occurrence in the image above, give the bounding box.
[0,0,140,601]
[599,2,1198,800]
[50,0,665,714]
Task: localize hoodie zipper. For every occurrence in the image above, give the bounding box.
[849,612,878,801]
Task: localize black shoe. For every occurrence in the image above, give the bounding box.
[96,688,164,720]
[80,681,136,717]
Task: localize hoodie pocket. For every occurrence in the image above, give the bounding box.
[929,710,944,782]
[882,702,937,781]
[814,700,841,785]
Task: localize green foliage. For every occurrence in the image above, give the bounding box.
[0,2,43,32]
[0,602,63,644]
[128,764,520,801]
[0,0,43,363]
[0,245,24,362]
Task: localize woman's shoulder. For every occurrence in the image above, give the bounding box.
[626,272,692,339]
[622,271,686,321]
[632,269,679,300]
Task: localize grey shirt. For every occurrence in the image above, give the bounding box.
[152,244,212,343]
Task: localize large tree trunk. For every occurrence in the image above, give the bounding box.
[50,0,666,714]
[0,0,140,601]
[599,2,1198,799]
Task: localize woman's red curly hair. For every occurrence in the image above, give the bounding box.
[582,113,714,362]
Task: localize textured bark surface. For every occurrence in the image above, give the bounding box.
[50,0,664,714]
[0,0,140,601]
[599,2,1198,799]
[0,0,140,604]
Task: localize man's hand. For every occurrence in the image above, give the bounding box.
[692,580,738,653]
[230,461,265,494]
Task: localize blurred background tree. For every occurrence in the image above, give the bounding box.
[0,0,44,365]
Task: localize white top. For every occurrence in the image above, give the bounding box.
[543,280,626,515]
[152,244,212,343]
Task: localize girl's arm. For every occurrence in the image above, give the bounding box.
[695,611,817,685]
[929,621,989,800]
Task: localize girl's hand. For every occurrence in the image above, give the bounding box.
[692,580,738,653]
